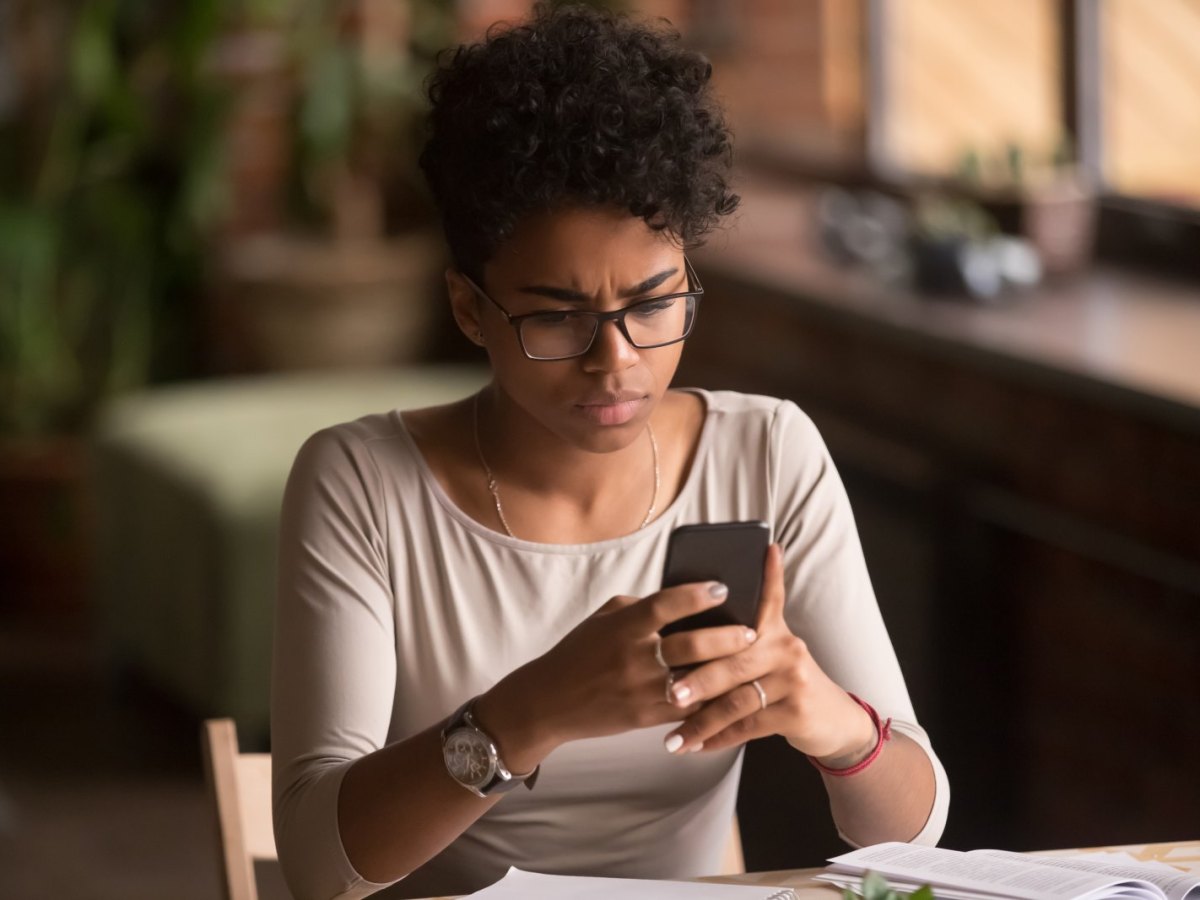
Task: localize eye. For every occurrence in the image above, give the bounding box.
[630,298,677,318]
[528,310,579,325]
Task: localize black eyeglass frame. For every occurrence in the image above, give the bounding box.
[461,257,704,361]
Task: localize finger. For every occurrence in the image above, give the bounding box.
[666,640,767,708]
[594,594,639,616]
[663,675,782,754]
[693,711,778,753]
[655,673,705,715]
[755,543,787,631]
[626,581,728,634]
[643,697,706,729]
[660,624,758,668]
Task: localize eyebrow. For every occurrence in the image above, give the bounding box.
[517,267,679,303]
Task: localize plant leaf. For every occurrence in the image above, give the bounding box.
[301,45,356,163]
[861,870,893,900]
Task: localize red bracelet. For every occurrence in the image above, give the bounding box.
[807,693,892,777]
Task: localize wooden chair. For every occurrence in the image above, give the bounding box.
[203,718,277,900]
[202,716,744,898]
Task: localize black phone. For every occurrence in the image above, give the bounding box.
[658,521,770,637]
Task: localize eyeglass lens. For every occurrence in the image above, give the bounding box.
[520,295,696,359]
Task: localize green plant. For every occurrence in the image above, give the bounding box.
[285,0,456,240]
[0,0,230,435]
[912,193,997,243]
[284,1,627,240]
[955,135,1078,192]
[843,870,936,900]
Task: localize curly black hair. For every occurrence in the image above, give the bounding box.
[419,2,739,279]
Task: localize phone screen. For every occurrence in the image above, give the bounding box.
[658,521,770,637]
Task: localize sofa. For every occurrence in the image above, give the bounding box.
[92,366,488,745]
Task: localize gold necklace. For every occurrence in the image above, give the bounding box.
[472,393,660,539]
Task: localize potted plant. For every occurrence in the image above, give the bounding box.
[954,140,1097,278]
[0,0,230,611]
[214,0,457,371]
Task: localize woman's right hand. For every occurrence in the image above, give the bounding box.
[474,581,759,773]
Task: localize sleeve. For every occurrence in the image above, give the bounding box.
[768,399,949,847]
[270,426,403,900]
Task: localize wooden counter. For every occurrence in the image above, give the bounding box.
[679,179,1200,867]
[699,184,1200,430]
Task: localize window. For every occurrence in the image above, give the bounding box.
[873,0,1064,181]
[870,0,1200,208]
[1100,0,1200,205]
[858,0,1200,275]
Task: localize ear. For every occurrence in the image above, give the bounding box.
[446,268,485,346]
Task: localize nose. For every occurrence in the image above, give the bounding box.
[581,317,639,373]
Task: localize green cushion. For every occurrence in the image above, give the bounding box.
[92,366,489,741]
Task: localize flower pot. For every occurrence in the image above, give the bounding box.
[215,229,445,371]
[0,437,90,615]
[975,181,1097,278]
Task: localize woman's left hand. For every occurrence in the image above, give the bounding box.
[661,543,877,764]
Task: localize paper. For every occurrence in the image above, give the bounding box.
[466,867,798,899]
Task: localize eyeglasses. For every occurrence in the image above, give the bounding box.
[461,257,703,361]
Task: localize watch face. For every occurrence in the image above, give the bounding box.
[443,727,496,788]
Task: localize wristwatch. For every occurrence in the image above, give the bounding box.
[440,697,540,797]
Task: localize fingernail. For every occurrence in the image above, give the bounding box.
[689,742,704,753]
[744,628,757,644]
[664,733,684,754]
[708,582,728,599]
[671,682,692,705]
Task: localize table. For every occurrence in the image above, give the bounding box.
[419,839,1200,899]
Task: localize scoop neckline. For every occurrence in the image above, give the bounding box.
[392,387,715,555]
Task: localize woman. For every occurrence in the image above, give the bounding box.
[271,6,948,900]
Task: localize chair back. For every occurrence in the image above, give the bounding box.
[203,718,277,900]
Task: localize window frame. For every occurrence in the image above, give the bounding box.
[1068,0,1200,278]
[863,0,1200,279]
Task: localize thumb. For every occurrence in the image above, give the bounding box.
[755,543,787,630]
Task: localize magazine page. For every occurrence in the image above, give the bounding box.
[815,872,1160,900]
[976,850,1200,900]
[822,843,1168,900]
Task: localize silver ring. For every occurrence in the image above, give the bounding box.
[653,637,670,671]
[665,671,676,703]
[751,679,768,711]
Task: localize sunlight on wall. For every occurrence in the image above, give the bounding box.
[1104,0,1200,203]
[883,0,1063,176]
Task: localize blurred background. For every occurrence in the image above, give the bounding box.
[1,1,1197,898]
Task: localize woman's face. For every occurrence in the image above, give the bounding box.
[454,206,691,454]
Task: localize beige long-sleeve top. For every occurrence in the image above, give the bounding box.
[271,389,949,900]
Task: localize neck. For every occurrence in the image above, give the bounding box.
[470,388,662,542]
[481,387,653,496]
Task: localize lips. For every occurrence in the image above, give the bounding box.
[577,391,646,406]
[575,391,648,426]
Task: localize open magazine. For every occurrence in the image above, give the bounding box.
[818,843,1200,900]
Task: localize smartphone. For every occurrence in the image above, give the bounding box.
[658,521,770,637]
